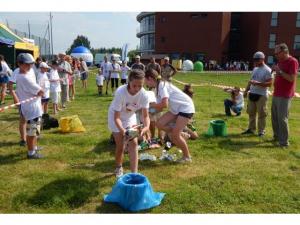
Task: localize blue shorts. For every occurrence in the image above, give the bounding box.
[81,72,88,80]
[0,75,9,84]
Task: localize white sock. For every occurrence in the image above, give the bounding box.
[28,150,36,156]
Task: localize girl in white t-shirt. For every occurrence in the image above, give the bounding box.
[145,69,195,163]
[108,69,150,177]
[37,62,50,114]
[109,59,121,94]
[49,61,62,115]
[120,61,131,85]
[96,68,104,95]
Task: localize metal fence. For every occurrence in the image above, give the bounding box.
[11,28,51,58]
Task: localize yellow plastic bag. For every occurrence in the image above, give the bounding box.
[59,115,86,133]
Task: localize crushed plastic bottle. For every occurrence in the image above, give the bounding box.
[159,150,177,161]
[139,153,157,161]
[138,141,149,151]
[125,127,139,139]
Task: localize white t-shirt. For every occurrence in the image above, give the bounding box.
[101,61,112,78]
[37,72,50,99]
[250,64,272,96]
[146,90,157,103]
[108,85,149,132]
[235,92,244,108]
[48,69,61,93]
[109,63,121,79]
[157,81,195,114]
[121,65,130,80]
[96,74,104,86]
[0,61,12,76]
[10,68,36,83]
[15,71,43,121]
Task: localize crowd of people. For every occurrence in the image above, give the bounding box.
[0,42,298,178]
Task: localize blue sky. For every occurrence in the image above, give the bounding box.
[0,12,140,54]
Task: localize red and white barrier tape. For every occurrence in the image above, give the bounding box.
[172,78,300,98]
[0,96,40,113]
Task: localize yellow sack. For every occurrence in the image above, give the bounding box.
[59,115,86,133]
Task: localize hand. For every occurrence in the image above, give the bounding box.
[120,128,126,137]
[140,127,148,137]
[272,65,281,74]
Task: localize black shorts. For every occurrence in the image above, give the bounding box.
[111,78,119,88]
[41,98,50,103]
[178,112,194,119]
[121,79,127,85]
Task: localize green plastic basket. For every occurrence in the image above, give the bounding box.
[206,120,227,137]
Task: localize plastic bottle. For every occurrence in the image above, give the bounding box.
[139,153,157,161]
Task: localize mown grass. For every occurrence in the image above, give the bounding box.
[0,71,299,213]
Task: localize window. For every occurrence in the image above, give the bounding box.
[190,13,199,19]
[297,12,300,27]
[267,56,274,64]
[271,12,278,27]
[269,34,276,49]
[294,35,300,50]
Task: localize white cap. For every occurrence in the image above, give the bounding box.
[253,51,265,59]
[39,62,50,69]
[135,55,141,59]
[58,52,66,56]
[164,56,170,61]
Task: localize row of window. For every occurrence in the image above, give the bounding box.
[140,15,155,33]
[271,12,300,27]
[140,33,155,51]
[268,33,300,50]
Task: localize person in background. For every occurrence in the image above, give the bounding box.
[271,43,299,147]
[101,55,112,95]
[242,51,272,136]
[161,56,177,81]
[0,55,12,105]
[109,58,121,94]
[131,55,145,71]
[120,61,130,85]
[146,56,161,74]
[223,87,244,116]
[33,57,42,80]
[49,60,62,115]
[80,57,89,90]
[96,68,104,96]
[37,62,51,114]
[58,53,72,108]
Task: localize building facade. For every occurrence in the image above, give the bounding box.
[136,12,300,65]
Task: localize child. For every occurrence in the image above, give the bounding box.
[11,53,44,159]
[96,68,104,95]
[145,69,195,163]
[120,61,131,85]
[223,86,244,116]
[108,69,150,178]
[49,60,62,115]
[37,62,50,114]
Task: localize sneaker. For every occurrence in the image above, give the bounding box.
[27,152,43,159]
[19,140,26,147]
[177,156,192,163]
[114,166,123,178]
[258,131,265,137]
[241,129,254,135]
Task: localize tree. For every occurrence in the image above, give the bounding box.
[66,35,91,55]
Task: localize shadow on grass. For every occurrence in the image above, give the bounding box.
[0,151,25,165]
[96,201,155,214]
[0,141,18,148]
[92,139,115,155]
[27,177,99,209]
[217,139,272,154]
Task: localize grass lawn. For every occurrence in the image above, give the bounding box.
[0,71,299,213]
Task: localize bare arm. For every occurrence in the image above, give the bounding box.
[114,111,126,136]
[140,108,150,137]
[8,81,19,104]
[152,97,168,111]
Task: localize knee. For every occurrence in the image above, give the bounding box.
[156,120,164,130]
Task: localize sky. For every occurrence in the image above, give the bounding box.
[0,12,140,54]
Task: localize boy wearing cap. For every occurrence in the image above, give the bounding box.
[131,55,145,71]
[37,62,51,114]
[242,51,272,137]
[11,53,44,159]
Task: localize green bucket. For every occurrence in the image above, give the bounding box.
[207,120,227,137]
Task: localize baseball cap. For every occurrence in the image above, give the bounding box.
[135,55,141,59]
[17,53,35,64]
[164,56,170,60]
[59,52,66,56]
[39,62,50,69]
[253,51,265,59]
